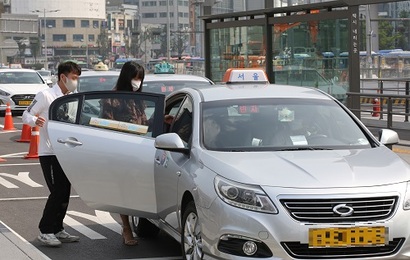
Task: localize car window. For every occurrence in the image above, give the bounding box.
[0,71,44,84]
[38,71,51,77]
[78,75,118,92]
[170,96,193,146]
[143,80,212,94]
[201,98,371,151]
[49,91,166,138]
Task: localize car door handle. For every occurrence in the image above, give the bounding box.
[57,138,83,146]
[154,157,161,165]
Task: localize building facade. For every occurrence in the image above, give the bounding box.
[9,0,106,69]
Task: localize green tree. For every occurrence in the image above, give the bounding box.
[379,20,398,50]
[171,29,189,58]
[397,10,410,50]
[97,27,110,60]
[30,37,40,64]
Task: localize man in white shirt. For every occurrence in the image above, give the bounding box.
[22,61,81,247]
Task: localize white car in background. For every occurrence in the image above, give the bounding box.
[77,69,214,94]
[0,69,49,114]
[36,69,56,87]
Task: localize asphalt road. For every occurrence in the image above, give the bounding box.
[0,115,182,260]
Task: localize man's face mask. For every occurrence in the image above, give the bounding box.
[63,75,78,93]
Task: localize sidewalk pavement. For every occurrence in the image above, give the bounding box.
[0,221,50,260]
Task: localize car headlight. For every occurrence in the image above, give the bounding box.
[404,182,410,210]
[0,89,10,96]
[214,176,278,214]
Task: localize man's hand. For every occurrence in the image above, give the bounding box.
[35,116,46,127]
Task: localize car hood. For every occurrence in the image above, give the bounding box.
[200,147,410,188]
[0,84,48,94]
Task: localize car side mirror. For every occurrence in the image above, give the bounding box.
[155,133,189,154]
[378,129,399,149]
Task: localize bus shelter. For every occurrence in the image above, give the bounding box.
[202,0,395,117]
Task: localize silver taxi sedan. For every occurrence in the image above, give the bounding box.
[47,83,410,260]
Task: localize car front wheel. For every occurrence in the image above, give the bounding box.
[181,201,203,260]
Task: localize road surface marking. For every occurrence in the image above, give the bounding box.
[0,195,80,201]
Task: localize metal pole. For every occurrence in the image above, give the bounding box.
[44,9,48,70]
[406,81,409,122]
[167,0,170,61]
[379,80,384,120]
[86,33,89,68]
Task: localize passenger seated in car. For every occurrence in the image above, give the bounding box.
[203,115,222,149]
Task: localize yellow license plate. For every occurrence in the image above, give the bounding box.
[18,100,32,106]
[309,226,387,248]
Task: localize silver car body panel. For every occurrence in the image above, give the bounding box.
[198,147,410,188]
[48,84,410,259]
[48,122,159,218]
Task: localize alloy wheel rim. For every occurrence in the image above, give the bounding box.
[183,212,202,260]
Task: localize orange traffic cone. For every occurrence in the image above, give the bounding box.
[3,102,16,130]
[24,126,39,159]
[16,124,32,143]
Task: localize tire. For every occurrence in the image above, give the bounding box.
[181,201,203,260]
[132,216,160,238]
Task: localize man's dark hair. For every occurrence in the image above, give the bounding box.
[58,61,81,81]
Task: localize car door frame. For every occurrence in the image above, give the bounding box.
[48,91,166,218]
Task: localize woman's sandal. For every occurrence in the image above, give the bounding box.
[122,227,138,246]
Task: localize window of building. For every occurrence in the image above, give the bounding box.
[42,20,56,28]
[159,0,173,6]
[160,12,167,18]
[119,19,124,30]
[72,49,83,55]
[142,1,157,6]
[88,34,95,42]
[124,0,138,4]
[55,49,70,56]
[81,20,90,28]
[93,20,99,28]
[143,13,157,18]
[63,20,75,27]
[73,34,84,42]
[126,19,132,28]
[53,34,66,42]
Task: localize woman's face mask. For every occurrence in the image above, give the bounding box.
[131,80,141,91]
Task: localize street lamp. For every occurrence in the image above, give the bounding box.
[32,9,60,70]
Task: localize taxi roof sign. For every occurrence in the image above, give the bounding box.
[154,62,175,74]
[222,68,268,84]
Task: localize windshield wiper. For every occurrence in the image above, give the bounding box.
[277,147,333,151]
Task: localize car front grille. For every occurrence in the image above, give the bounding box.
[11,94,35,105]
[281,238,404,259]
[280,196,398,223]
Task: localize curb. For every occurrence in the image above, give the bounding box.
[0,221,50,260]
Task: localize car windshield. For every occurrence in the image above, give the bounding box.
[38,71,51,77]
[0,71,44,84]
[202,98,371,151]
[78,75,118,92]
[143,80,212,94]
